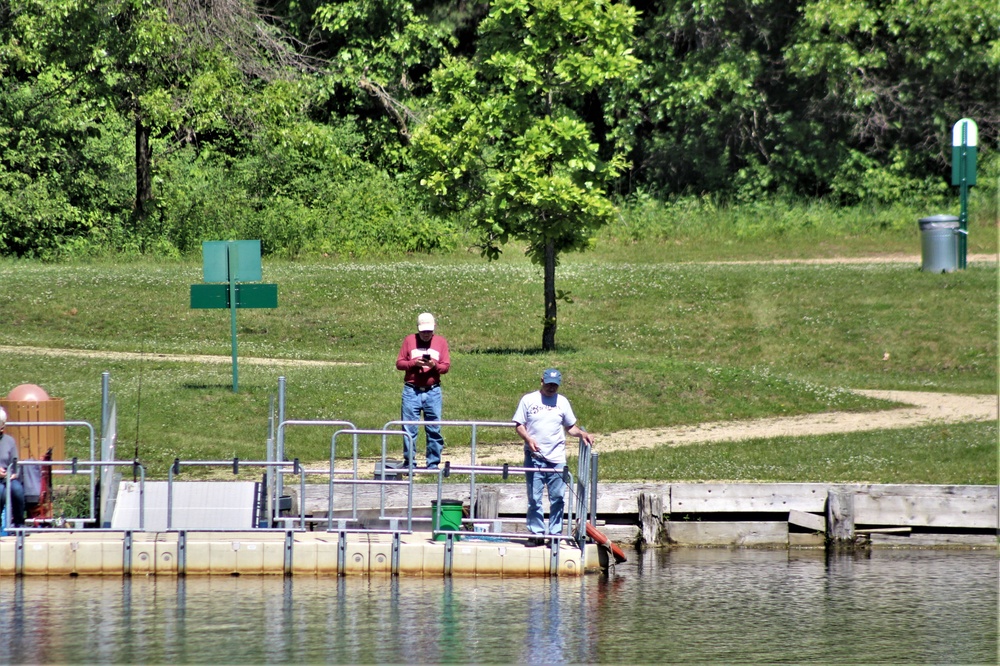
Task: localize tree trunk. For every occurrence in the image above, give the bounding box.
[542,238,557,351]
[134,113,152,218]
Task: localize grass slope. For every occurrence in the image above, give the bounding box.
[0,241,995,484]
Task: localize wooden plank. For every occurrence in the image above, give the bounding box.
[598,524,639,544]
[788,509,825,532]
[870,533,997,548]
[589,483,672,514]
[669,483,829,513]
[666,521,788,547]
[305,482,672,515]
[852,484,999,499]
[853,493,998,529]
[788,533,825,548]
[638,492,664,544]
[827,489,855,541]
[301,483,999,532]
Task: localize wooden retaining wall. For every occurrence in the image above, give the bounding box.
[301,482,998,549]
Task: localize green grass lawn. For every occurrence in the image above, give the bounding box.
[0,235,995,485]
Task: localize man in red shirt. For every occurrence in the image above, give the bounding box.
[395,313,451,469]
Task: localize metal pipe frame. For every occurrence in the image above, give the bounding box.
[329,429,415,531]
[5,420,96,522]
[381,419,516,520]
[3,457,143,532]
[274,419,356,520]
[438,462,578,546]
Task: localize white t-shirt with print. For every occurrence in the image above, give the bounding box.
[512,390,577,465]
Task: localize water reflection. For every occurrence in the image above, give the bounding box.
[1,549,995,664]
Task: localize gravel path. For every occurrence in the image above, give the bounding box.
[458,390,997,466]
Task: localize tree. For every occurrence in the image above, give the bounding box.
[310,0,458,168]
[785,0,999,202]
[3,0,314,225]
[412,0,639,350]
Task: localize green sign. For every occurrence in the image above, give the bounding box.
[191,283,279,309]
[190,240,278,392]
[202,240,263,282]
[950,118,977,271]
[951,118,977,186]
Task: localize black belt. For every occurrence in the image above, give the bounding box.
[405,383,439,392]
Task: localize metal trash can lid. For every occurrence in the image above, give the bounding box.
[919,214,960,230]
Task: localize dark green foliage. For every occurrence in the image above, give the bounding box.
[0,0,995,257]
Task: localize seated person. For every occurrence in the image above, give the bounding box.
[0,407,25,528]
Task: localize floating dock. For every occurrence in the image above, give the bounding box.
[0,530,602,577]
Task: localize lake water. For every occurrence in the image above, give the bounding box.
[1,548,996,664]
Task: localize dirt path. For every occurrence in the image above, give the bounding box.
[459,390,998,466]
[0,345,365,368]
[705,253,997,265]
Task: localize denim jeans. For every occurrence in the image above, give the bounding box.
[0,478,25,528]
[401,384,444,467]
[524,451,565,536]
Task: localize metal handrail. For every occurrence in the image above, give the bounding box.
[381,419,517,519]
[4,420,96,522]
[274,419,356,521]
[329,429,415,531]
[3,458,145,530]
[444,461,578,543]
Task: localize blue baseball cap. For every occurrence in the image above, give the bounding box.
[542,368,562,385]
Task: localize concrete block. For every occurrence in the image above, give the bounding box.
[183,541,211,574]
[450,543,478,575]
[75,540,123,575]
[231,541,261,574]
[25,539,70,575]
[0,539,14,574]
[555,548,582,576]
[292,537,339,575]
[343,542,368,575]
[471,544,505,575]
[155,541,179,575]
[368,540,392,575]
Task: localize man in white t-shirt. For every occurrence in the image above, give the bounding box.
[512,368,594,543]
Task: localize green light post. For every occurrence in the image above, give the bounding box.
[190,240,278,392]
[951,118,977,270]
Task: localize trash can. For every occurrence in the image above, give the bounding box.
[431,499,463,541]
[0,384,66,462]
[918,215,960,273]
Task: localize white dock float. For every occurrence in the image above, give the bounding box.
[0,531,600,577]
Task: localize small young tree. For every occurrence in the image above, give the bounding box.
[412,0,639,350]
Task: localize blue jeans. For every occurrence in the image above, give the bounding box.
[0,478,25,528]
[401,384,444,467]
[524,452,565,536]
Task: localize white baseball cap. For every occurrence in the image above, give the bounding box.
[417,313,436,332]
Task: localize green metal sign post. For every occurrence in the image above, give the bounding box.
[951,118,977,270]
[190,240,278,392]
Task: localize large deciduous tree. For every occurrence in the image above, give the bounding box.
[413,0,639,350]
[4,0,312,224]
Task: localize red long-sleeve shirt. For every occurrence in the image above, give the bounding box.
[395,333,450,388]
